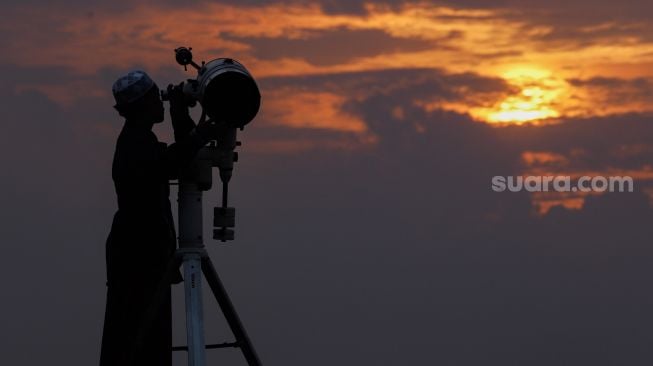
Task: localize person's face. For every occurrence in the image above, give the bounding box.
[147,84,165,124]
[132,84,164,124]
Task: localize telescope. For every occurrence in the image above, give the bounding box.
[161,46,260,129]
[162,46,260,242]
[153,47,263,366]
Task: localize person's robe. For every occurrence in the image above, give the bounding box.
[100,110,202,366]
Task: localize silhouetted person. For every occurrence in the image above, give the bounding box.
[100,70,213,366]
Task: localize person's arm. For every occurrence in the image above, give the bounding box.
[160,128,207,180]
[168,82,196,142]
[162,82,221,179]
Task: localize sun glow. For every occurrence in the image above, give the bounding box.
[473,67,567,125]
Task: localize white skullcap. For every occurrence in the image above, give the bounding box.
[112,70,155,106]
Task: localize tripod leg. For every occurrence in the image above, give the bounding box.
[201,256,262,366]
[183,252,207,366]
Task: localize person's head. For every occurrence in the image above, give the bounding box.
[112,70,164,124]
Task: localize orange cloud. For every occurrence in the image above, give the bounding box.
[262,88,368,133]
[3,1,653,126]
[521,151,570,167]
[531,191,590,215]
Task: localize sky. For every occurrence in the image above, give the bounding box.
[2,0,653,365]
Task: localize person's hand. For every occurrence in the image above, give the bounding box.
[196,113,225,141]
[166,82,188,111]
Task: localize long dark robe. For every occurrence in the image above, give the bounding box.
[100,110,202,366]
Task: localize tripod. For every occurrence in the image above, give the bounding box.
[138,129,261,366]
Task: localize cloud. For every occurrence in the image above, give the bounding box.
[228,96,653,365]
[246,67,514,150]
[3,0,652,99]
[568,76,653,104]
[225,27,441,66]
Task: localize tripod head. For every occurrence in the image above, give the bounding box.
[166,47,260,242]
[188,119,240,242]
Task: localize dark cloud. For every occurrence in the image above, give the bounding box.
[224,28,443,66]
[297,0,653,22]
[568,77,653,99]
[443,0,653,45]
[7,0,653,21]
[3,0,652,64]
[569,77,653,89]
[496,113,653,172]
[260,68,513,107]
[566,77,653,115]
[233,67,653,364]
[229,103,653,365]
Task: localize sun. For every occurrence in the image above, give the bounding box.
[472,67,567,125]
